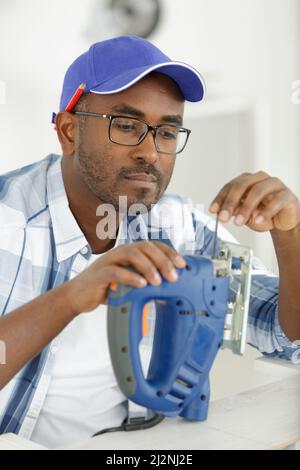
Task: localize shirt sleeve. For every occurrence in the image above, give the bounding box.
[191,207,300,363]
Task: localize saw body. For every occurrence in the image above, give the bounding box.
[107,241,252,422]
[108,254,230,421]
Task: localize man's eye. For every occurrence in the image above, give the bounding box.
[119,125,134,131]
[114,122,136,132]
[161,130,177,140]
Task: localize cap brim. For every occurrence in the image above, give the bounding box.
[90,62,206,102]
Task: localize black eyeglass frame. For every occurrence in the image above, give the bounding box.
[72,111,191,155]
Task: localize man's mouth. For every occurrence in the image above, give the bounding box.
[125,173,157,182]
[123,173,157,188]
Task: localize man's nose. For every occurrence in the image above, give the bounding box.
[132,130,159,165]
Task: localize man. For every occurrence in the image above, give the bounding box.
[0,35,299,448]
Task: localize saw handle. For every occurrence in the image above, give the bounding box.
[108,281,186,413]
[107,255,229,416]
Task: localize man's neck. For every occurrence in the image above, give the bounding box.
[61,156,119,254]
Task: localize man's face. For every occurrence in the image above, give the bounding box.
[72,72,185,212]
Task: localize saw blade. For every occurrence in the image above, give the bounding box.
[212,213,219,259]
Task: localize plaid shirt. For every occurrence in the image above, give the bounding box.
[0,154,299,440]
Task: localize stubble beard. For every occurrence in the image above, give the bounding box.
[77,143,166,214]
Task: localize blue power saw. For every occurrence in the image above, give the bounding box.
[106,241,252,433]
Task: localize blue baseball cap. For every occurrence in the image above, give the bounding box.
[58,35,206,113]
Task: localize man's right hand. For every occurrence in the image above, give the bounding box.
[66,241,187,316]
[0,240,187,389]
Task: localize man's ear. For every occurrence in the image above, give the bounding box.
[55,111,78,156]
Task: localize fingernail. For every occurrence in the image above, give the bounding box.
[209,202,219,213]
[219,210,230,222]
[138,278,147,287]
[235,214,245,226]
[174,255,186,268]
[255,215,264,224]
[154,273,162,284]
[170,269,178,281]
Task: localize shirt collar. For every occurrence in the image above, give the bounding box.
[47,155,90,262]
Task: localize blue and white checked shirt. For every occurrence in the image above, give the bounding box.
[0,153,299,439]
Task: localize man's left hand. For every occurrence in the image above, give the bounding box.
[209,171,300,232]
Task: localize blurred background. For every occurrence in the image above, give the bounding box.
[0,0,299,399]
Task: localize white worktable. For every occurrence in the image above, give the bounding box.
[0,356,299,450]
[64,372,300,451]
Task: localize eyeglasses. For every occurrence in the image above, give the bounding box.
[72,111,191,155]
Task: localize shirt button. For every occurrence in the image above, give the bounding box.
[28,407,39,418]
[80,246,88,255]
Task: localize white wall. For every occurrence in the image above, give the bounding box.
[0,0,94,169]
[0,1,299,400]
[154,0,300,271]
[1,0,299,269]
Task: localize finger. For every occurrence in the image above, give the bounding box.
[218,172,271,222]
[209,173,254,213]
[209,172,270,221]
[140,241,185,282]
[104,265,148,288]
[107,241,184,284]
[245,206,261,225]
[119,246,166,285]
[129,241,182,283]
[208,182,231,214]
[147,241,186,268]
[250,189,292,225]
[233,178,285,225]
